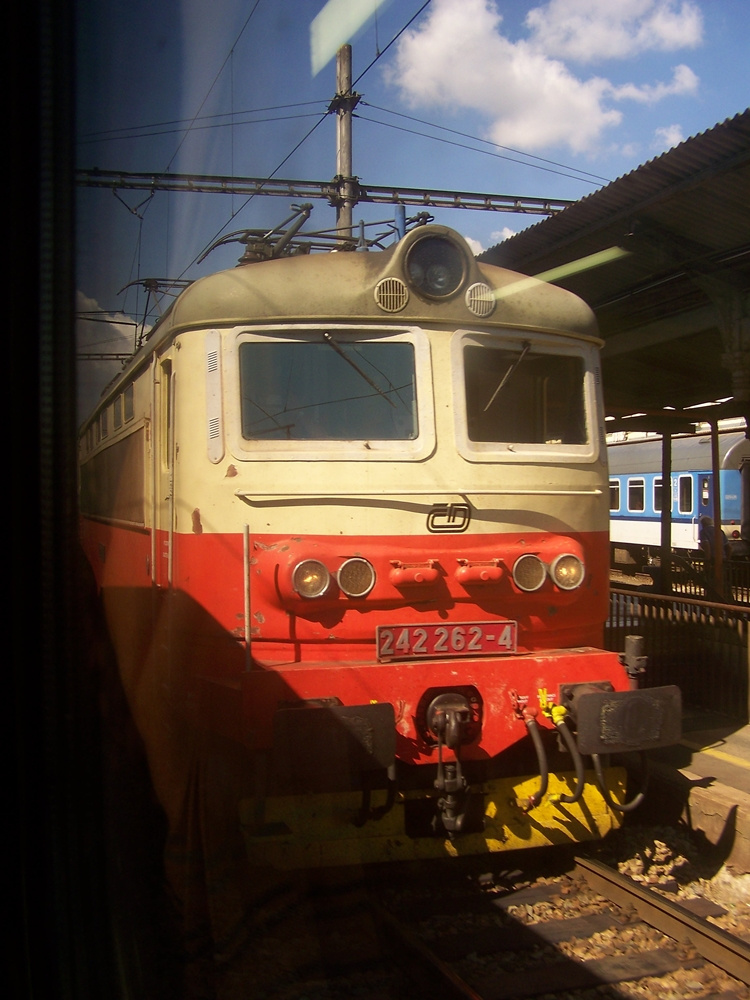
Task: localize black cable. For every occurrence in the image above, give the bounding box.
[178,113,330,277]
[161,0,263,175]
[361,101,612,185]
[352,0,433,88]
[77,108,329,146]
[357,112,607,186]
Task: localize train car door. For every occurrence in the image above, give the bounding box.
[152,354,176,589]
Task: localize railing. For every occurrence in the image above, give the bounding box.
[627,557,750,605]
[665,552,750,603]
[606,588,749,724]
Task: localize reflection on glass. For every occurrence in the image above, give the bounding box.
[239,337,417,440]
[464,343,587,445]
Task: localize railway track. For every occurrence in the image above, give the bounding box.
[371,853,750,1000]
[179,834,749,998]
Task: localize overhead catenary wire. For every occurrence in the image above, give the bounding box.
[77,109,330,145]
[352,0,433,88]
[159,0,263,177]
[84,0,597,327]
[79,101,602,187]
[173,1,437,276]
[359,102,612,186]
[113,0,264,316]
[356,111,610,187]
[178,113,331,277]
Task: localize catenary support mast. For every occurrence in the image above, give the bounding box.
[334,44,357,235]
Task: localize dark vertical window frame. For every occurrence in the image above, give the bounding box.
[14,1,116,998]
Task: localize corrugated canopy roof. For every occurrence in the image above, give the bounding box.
[478,110,750,434]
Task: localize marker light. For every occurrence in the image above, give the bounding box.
[512,553,547,592]
[550,553,585,590]
[292,559,331,598]
[406,236,465,298]
[338,557,376,598]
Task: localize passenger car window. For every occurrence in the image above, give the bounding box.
[628,478,645,512]
[609,480,620,511]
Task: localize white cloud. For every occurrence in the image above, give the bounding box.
[491,227,517,243]
[463,235,484,255]
[525,0,703,64]
[652,123,686,151]
[385,0,702,155]
[611,64,699,104]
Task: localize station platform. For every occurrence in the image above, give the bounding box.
[646,708,750,873]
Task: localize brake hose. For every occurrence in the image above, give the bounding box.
[592,751,649,812]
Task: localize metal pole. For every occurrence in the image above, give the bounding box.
[709,420,725,595]
[336,44,354,235]
[660,433,672,593]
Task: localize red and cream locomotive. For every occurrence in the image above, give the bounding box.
[79,216,680,870]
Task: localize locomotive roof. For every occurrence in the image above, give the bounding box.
[151,224,599,341]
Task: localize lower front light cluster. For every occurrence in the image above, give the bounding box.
[292,550,584,599]
[512,552,585,592]
[292,557,377,599]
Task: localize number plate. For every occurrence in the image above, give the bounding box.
[376,621,517,661]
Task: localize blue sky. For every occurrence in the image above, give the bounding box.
[75,0,749,419]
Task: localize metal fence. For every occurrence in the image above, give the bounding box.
[606,588,750,724]
[670,556,750,605]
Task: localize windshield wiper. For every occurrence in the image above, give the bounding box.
[323,332,396,407]
[483,340,531,412]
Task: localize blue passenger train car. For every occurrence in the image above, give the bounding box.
[608,429,748,565]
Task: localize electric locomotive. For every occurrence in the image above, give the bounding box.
[79,217,681,871]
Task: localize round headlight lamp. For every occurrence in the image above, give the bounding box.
[550,553,585,590]
[292,559,331,599]
[337,557,376,598]
[406,236,465,298]
[512,553,547,592]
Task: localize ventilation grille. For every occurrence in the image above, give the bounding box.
[374,277,409,313]
[465,282,495,317]
[205,331,224,464]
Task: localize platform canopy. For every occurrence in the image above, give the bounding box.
[478,110,750,435]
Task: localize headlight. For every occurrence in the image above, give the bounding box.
[292,559,331,598]
[405,236,465,298]
[550,553,585,590]
[512,553,547,592]
[338,557,376,598]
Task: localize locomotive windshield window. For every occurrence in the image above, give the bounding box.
[463,344,587,445]
[239,338,417,440]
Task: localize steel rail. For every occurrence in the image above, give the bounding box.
[373,900,484,1000]
[575,855,750,985]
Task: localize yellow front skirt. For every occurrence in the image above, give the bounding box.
[239,767,626,869]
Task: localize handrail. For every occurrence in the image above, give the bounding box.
[611,586,748,615]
